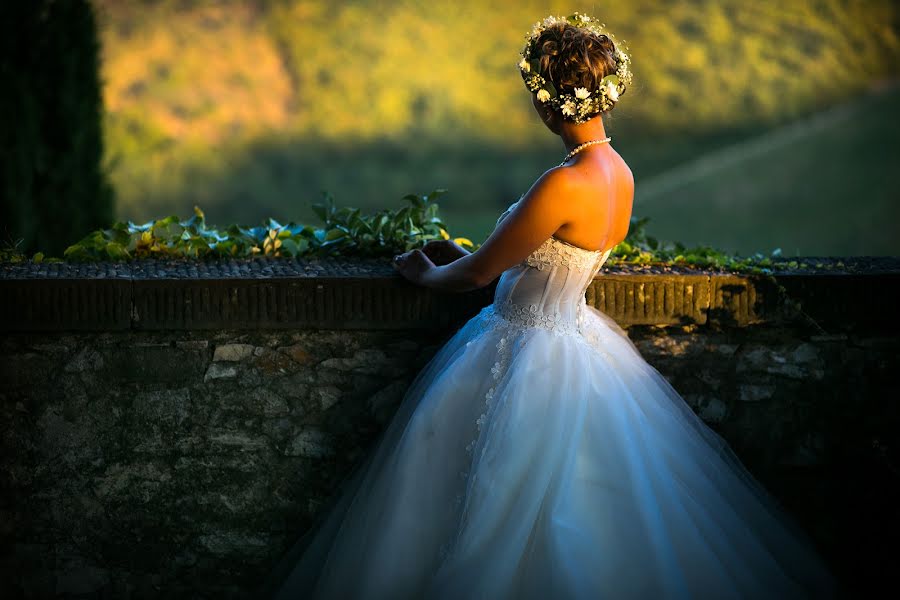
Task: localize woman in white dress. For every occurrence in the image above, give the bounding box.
[264,13,839,599]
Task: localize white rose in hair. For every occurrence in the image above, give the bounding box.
[606,81,619,102]
[574,87,590,99]
[536,89,551,103]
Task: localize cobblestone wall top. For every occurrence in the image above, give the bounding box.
[2,257,898,332]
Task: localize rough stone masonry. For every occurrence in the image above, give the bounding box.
[1,257,898,597]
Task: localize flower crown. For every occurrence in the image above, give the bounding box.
[519,13,632,124]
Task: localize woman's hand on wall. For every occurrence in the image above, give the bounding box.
[420,239,471,266]
[392,249,435,285]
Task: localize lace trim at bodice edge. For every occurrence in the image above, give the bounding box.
[497,199,614,271]
[523,236,611,272]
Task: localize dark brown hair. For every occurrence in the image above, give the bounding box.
[534,23,618,96]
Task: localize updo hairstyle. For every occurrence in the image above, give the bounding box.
[533,23,618,106]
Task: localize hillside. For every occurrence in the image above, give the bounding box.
[89,0,900,254]
[632,83,900,257]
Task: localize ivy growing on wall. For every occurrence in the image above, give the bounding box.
[1,188,828,278]
[55,190,469,262]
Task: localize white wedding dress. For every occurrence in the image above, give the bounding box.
[263,199,839,599]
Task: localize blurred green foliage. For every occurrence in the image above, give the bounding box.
[1,0,114,256]
[87,0,898,254]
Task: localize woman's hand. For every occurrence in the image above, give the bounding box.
[420,239,471,266]
[392,249,436,285]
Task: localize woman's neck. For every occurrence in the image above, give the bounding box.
[558,116,609,153]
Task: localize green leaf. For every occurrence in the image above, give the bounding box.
[127,220,153,233]
[105,242,131,260]
[279,238,300,256]
[324,228,347,241]
[402,193,423,208]
[246,226,268,241]
[200,228,228,242]
[179,214,200,229]
[544,80,558,98]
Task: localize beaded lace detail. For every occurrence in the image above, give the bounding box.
[496,297,580,336]
[439,310,519,562]
[525,237,605,271]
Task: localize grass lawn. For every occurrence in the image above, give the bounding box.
[628,83,900,257]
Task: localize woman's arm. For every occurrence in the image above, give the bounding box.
[393,167,575,292]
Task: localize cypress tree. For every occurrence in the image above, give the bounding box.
[0,0,114,258]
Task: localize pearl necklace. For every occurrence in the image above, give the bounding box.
[559,137,611,166]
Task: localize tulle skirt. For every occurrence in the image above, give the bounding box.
[262,303,839,599]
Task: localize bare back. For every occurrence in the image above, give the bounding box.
[551,146,634,252]
[449,144,633,289]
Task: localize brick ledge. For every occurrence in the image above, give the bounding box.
[1,257,898,332]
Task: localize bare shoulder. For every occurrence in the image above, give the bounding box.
[527,163,600,204]
[527,164,581,197]
[612,150,635,189]
[520,151,632,224]
[515,165,580,217]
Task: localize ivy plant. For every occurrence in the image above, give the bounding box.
[1,188,838,280]
[47,189,472,262]
[604,215,815,275]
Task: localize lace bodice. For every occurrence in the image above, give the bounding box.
[491,198,612,337]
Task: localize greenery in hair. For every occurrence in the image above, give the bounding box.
[520,13,633,123]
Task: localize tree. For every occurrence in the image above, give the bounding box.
[0,0,114,257]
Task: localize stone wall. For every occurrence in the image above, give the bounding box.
[2,328,448,598]
[2,257,899,598]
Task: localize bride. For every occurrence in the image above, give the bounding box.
[264,13,839,599]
